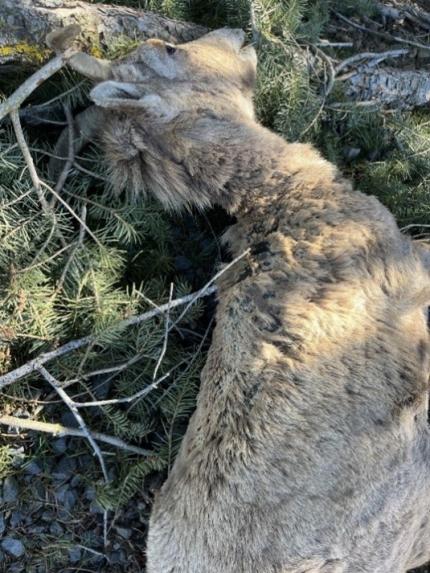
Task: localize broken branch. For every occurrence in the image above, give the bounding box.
[0,415,152,455]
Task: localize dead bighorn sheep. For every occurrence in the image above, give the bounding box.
[47,25,430,573]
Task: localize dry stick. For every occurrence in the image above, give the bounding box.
[16,242,72,274]
[53,204,87,297]
[36,365,110,548]
[401,224,430,231]
[50,103,75,208]
[10,110,50,212]
[72,370,172,408]
[134,288,183,338]
[316,40,354,48]
[0,415,152,455]
[0,250,248,390]
[333,48,409,76]
[37,365,109,480]
[74,162,110,183]
[168,249,250,334]
[153,282,174,381]
[0,53,73,121]
[333,10,430,51]
[3,52,90,256]
[299,45,336,139]
[0,286,216,389]
[41,181,102,247]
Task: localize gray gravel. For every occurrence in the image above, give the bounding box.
[0,515,5,535]
[1,538,25,558]
[3,476,19,503]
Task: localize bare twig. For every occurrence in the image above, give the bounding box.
[0,250,249,390]
[0,415,152,455]
[249,0,262,47]
[53,205,87,296]
[316,40,354,48]
[298,44,335,139]
[73,371,171,407]
[37,365,109,481]
[0,286,216,389]
[168,249,250,334]
[0,53,75,121]
[153,283,174,381]
[10,111,41,191]
[16,242,72,274]
[334,10,430,51]
[334,48,408,76]
[50,104,75,206]
[401,223,430,232]
[10,110,49,211]
[36,365,112,547]
[41,181,101,247]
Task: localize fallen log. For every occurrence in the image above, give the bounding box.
[345,65,430,110]
[0,0,205,66]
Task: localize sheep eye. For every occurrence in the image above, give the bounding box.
[427,307,430,330]
[166,44,176,55]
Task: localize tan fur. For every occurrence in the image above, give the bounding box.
[51,25,430,573]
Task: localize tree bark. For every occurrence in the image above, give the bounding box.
[0,0,206,66]
[345,65,430,110]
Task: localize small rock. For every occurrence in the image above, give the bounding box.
[68,546,82,564]
[31,481,45,501]
[89,500,105,515]
[3,476,18,503]
[52,438,67,454]
[92,376,112,399]
[61,412,79,428]
[1,538,25,558]
[84,486,96,501]
[41,511,54,522]
[10,447,25,468]
[115,526,132,540]
[27,526,46,535]
[343,146,361,161]
[70,475,81,488]
[24,460,42,476]
[0,515,5,535]
[56,485,77,511]
[9,564,25,573]
[10,511,23,528]
[52,457,76,481]
[110,549,127,564]
[49,522,63,537]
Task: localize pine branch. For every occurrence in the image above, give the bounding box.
[0,249,250,390]
[0,285,217,389]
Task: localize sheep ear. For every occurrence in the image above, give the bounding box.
[46,25,81,52]
[197,28,246,52]
[90,81,142,108]
[240,45,257,68]
[90,82,178,120]
[47,25,112,81]
[417,243,430,272]
[239,45,258,88]
[68,53,112,81]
